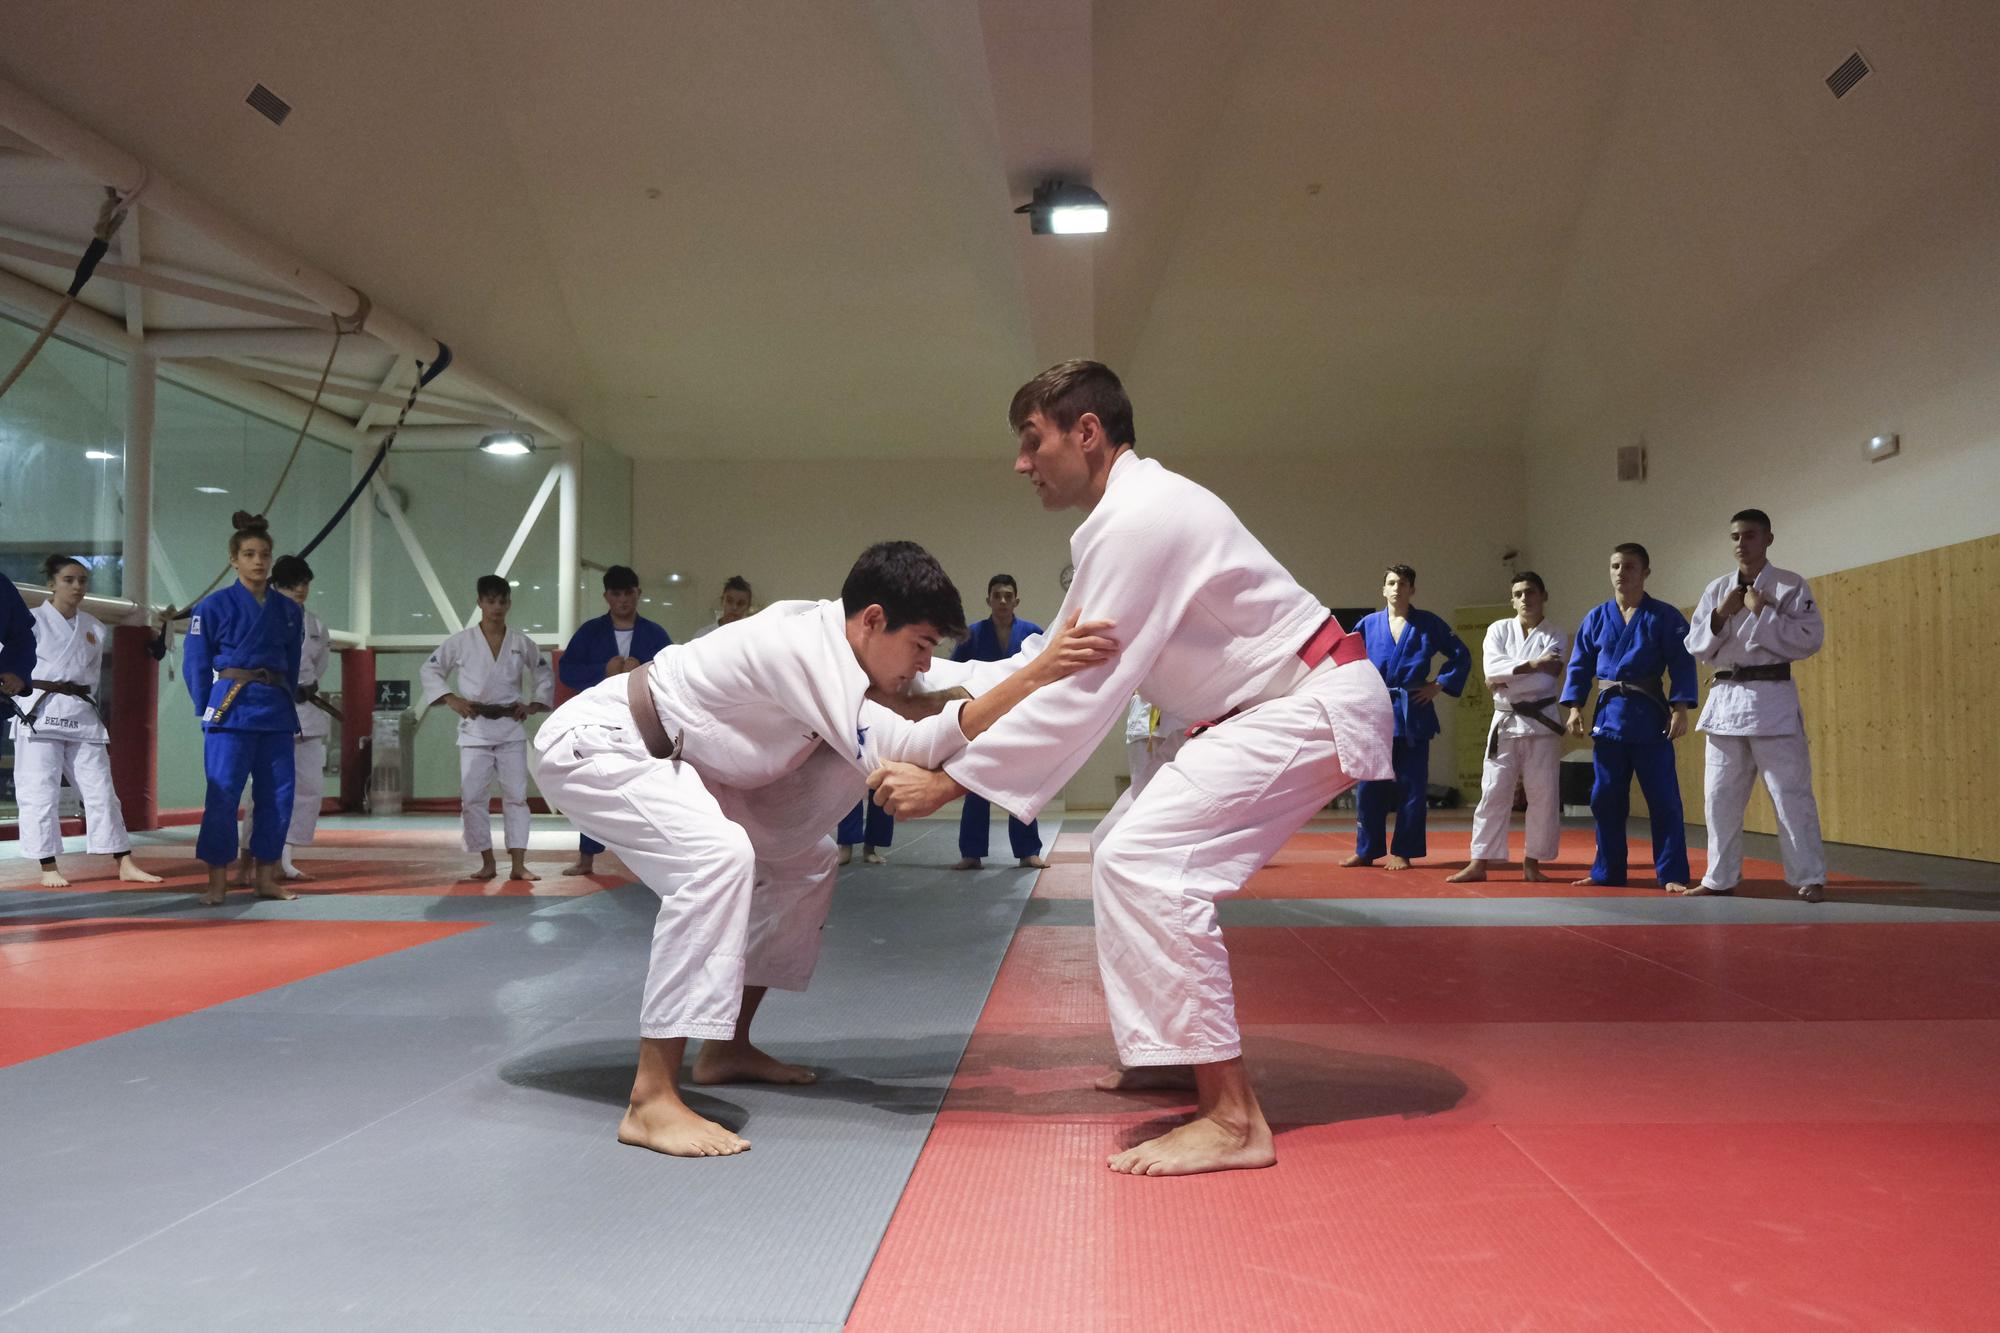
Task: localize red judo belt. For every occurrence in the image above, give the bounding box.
[1186,614,1365,739]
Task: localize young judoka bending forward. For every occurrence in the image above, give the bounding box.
[874,361,1395,1177]
[530,542,1113,1157]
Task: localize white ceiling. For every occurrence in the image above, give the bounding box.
[2,0,1995,461]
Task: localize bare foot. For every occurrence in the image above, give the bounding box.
[280,865,313,882]
[1384,855,1413,871]
[836,846,853,866]
[1522,860,1549,883]
[1095,1065,1197,1093]
[508,866,542,883]
[951,857,982,870]
[254,864,297,901]
[1108,1111,1276,1176]
[1018,855,1049,869]
[1573,875,1608,887]
[617,1102,751,1157]
[229,856,255,887]
[1797,883,1825,903]
[691,1042,817,1086]
[1677,883,1731,896]
[199,867,228,907]
[1445,859,1488,884]
[1662,882,1692,894]
[117,858,163,884]
[40,868,70,888]
[863,850,886,865]
[1339,854,1375,868]
[467,864,498,881]
[560,860,594,877]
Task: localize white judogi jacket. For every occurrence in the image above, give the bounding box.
[546,600,971,854]
[925,450,1389,821]
[13,602,108,744]
[420,624,554,746]
[296,607,333,742]
[1482,616,1570,744]
[1685,564,1824,736]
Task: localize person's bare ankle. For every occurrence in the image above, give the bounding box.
[1339,853,1374,868]
[1446,859,1488,883]
[1522,858,1549,883]
[617,1098,751,1157]
[691,1040,816,1086]
[952,857,981,870]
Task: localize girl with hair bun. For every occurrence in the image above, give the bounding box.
[11,555,162,887]
[183,512,304,906]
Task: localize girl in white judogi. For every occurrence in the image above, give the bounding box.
[419,575,554,882]
[1683,509,1827,902]
[1450,572,1570,884]
[240,555,333,881]
[873,362,1395,1177]
[531,541,1110,1158]
[12,556,161,887]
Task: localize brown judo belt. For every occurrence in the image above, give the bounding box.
[22,678,102,728]
[209,667,286,725]
[1487,696,1564,759]
[626,662,685,760]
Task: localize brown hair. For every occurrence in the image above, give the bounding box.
[228,511,273,558]
[41,553,87,585]
[1007,360,1136,448]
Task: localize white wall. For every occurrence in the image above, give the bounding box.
[633,445,1525,809]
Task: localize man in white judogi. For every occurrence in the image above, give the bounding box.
[531,541,1110,1157]
[1449,571,1570,884]
[874,361,1394,1177]
[420,574,554,882]
[1683,508,1828,902]
[274,555,333,880]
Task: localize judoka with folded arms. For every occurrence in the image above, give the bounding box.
[557,564,672,876]
[873,360,1395,1177]
[1449,571,1570,884]
[531,540,1114,1157]
[185,513,304,906]
[1560,542,1698,890]
[419,575,555,883]
[13,555,162,887]
[1342,565,1471,870]
[1682,508,1828,902]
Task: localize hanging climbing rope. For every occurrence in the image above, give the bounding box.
[0,177,147,400]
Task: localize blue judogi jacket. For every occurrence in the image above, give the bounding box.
[952,616,1043,665]
[1561,595,1698,743]
[1356,607,1471,742]
[558,614,672,693]
[0,573,34,687]
[184,582,303,732]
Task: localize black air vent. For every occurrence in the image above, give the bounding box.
[246,83,292,125]
[1826,51,1870,99]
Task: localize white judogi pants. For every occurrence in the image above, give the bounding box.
[12,738,130,860]
[1091,661,1380,1066]
[461,741,531,852]
[1701,732,1826,889]
[531,723,841,1040]
[1468,731,1562,863]
[291,737,326,843]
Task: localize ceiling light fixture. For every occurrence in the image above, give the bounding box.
[85,450,117,461]
[1015,179,1109,235]
[479,432,534,456]
[195,485,228,494]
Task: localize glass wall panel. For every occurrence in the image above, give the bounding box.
[0,314,126,594]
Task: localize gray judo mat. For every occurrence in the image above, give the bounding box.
[0,817,1052,1332]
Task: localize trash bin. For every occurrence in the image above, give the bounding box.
[368,709,415,815]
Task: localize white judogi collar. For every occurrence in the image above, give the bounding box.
[1686,563,1824,737]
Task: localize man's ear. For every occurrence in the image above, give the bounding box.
[862,604,888,632]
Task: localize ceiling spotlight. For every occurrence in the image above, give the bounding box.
[1015,179,1109,235]
[85,450,118,461]
[479,432,534,456]
[195,485,229,494]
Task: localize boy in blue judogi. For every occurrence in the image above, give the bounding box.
[1560,541,1697,889]
[1344,564,1470,869]
[184,514,304,906]
[558,564,671,875]
[0,571,34,700]
[950,574,1049,870]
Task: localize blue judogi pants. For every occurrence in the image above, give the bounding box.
[580,834,605,856]
[838,799,893,848]
[957,793,1041,860]
[1355,735,1430,860]
[1588,738,1690,886]
[197,729,296,866]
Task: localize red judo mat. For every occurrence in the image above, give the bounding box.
[848,835,2000,1330]
[0,915,480,1066]
[1036,827,1909,899]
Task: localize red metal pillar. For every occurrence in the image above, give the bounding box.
[108,624,158,831]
